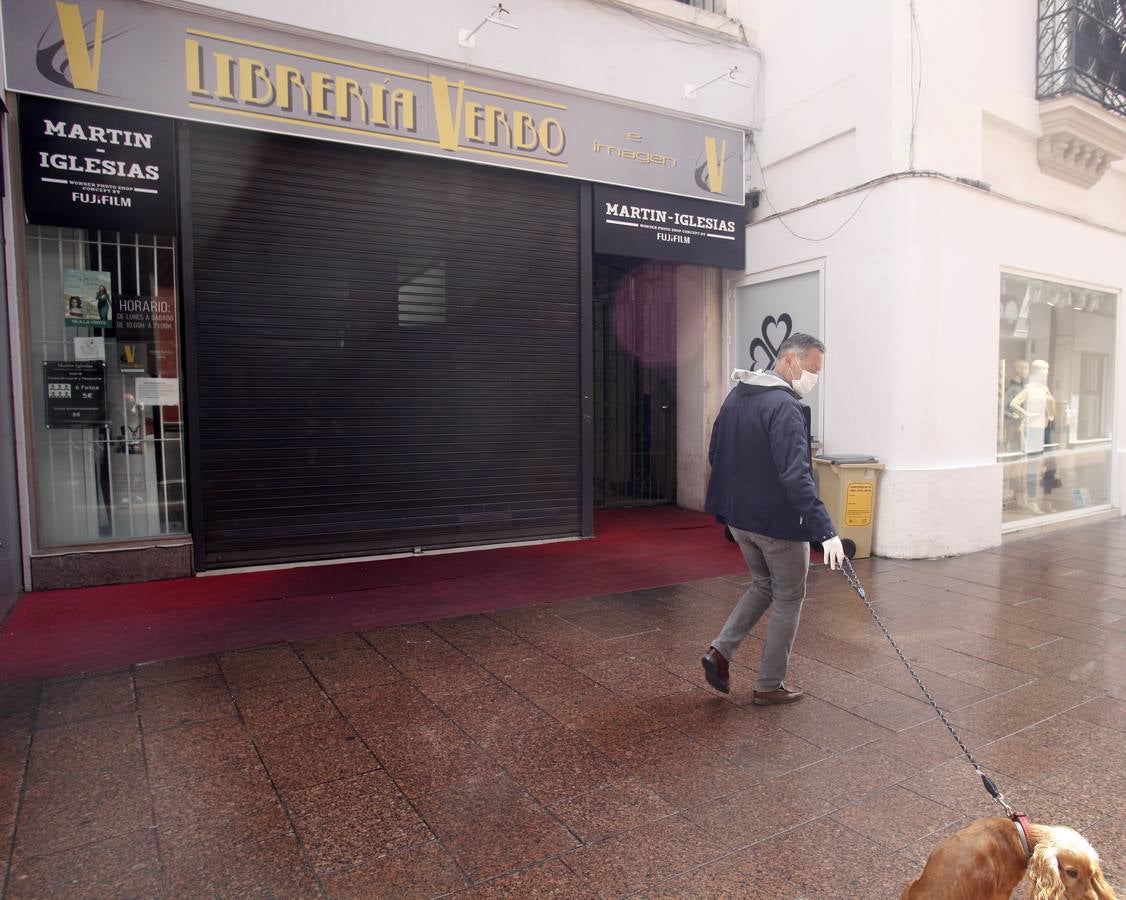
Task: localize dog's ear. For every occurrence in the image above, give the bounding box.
[1028,843,1066,900]
[1091,864,1117,900]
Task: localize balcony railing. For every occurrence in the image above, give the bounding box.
[1038,0,1126,116]
[675,0,727,15]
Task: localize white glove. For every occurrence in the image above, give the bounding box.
[821,536,845,570]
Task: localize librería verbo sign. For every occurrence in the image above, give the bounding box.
[3,0,745,205]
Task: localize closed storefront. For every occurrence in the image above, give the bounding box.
[2,0,746,586]
[185,126,582,567]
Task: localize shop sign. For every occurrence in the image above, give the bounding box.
[19,95,177,233]
[2,0,745,205]
[593,185,745,268]
[44,360,108,428]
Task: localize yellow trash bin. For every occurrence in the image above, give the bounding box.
[812,455,885,559]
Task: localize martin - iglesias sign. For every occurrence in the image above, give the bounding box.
[19,95,177,232]
[593,185,745,268]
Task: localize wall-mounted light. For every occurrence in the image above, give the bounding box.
[685,66,747,100]
[459,3,518,48]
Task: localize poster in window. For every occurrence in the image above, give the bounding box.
[113,295,176,341]
[73,336,105,360]
[63,269,113,328]
[44,360,108,428]
[735,271,822,438]
[117,341,148,374]
[135,377,179,407]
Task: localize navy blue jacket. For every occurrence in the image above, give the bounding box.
[705,372,836,542]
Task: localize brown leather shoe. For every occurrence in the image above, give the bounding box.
[752,685,804,706]
[701,647,730,694]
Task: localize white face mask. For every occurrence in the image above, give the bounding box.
[791,366,819,397]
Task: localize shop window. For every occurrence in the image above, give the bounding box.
[26,227,186,546]
[1078,352,1109,440]
[397,258,446,327]
[998,273,1116,524]
[733,270,822,440]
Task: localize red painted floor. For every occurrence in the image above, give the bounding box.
[0,508,746,682]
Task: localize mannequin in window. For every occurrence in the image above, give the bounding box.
[1009,359,1055,513]
[1002,359,1029,452]
[1001,359,1030,511]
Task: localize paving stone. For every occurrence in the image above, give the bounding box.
[7,521,1126,897]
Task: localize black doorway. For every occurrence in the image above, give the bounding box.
[593,256,677,508]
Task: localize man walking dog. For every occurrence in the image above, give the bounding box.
[701,333,844,705]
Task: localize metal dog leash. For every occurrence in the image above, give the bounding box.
[838,557,1017,818]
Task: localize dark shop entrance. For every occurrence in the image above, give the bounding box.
[593,255,678,508]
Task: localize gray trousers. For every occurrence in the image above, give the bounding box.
[712,526,809,692]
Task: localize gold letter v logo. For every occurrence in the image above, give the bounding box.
[55,1,105,92]
[704,137,728,194]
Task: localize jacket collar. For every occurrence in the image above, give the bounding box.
[730,369,798,395]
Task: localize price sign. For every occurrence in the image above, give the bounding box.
[44,360,108,428]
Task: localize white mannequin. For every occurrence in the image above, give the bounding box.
[1002,360,1030,509]
[1009,360,1055,513]
[1009,359,1055,453]
[1003,359,1029,452]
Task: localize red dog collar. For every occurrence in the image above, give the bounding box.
[1012,812,1032,860]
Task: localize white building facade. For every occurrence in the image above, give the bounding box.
[718,0,1126,557]
[0,0,759,587]
[3,0,1123,591]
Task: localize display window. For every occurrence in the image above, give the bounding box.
[732,267,823,441]
[998,273,1116,525]
[25,227,186,546]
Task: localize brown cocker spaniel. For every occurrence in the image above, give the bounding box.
[902,816,1116,900]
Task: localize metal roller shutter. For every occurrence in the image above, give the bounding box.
[185,125,582,568]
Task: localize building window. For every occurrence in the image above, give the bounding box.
[26,227,187,546]
[733,270,822,440]
[675,0,727,14]
[1037,0,1126,117]
[998,273,1116,524]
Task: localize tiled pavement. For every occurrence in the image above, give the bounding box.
[2,521,1126,898]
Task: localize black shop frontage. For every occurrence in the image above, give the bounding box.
[3,0,745,587]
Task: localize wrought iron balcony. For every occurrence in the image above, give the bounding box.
[1038,0,1126,116]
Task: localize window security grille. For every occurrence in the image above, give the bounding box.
[674,0,727,15]
[1038,0,1126,116]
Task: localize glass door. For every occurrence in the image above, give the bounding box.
[593,256,677,508]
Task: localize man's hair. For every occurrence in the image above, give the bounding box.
[776,333,826,360]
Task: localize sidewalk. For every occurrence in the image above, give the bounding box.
[0,508,747,682]
[2,520,1125,898]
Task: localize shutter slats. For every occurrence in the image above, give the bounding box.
[189,126,581,566]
